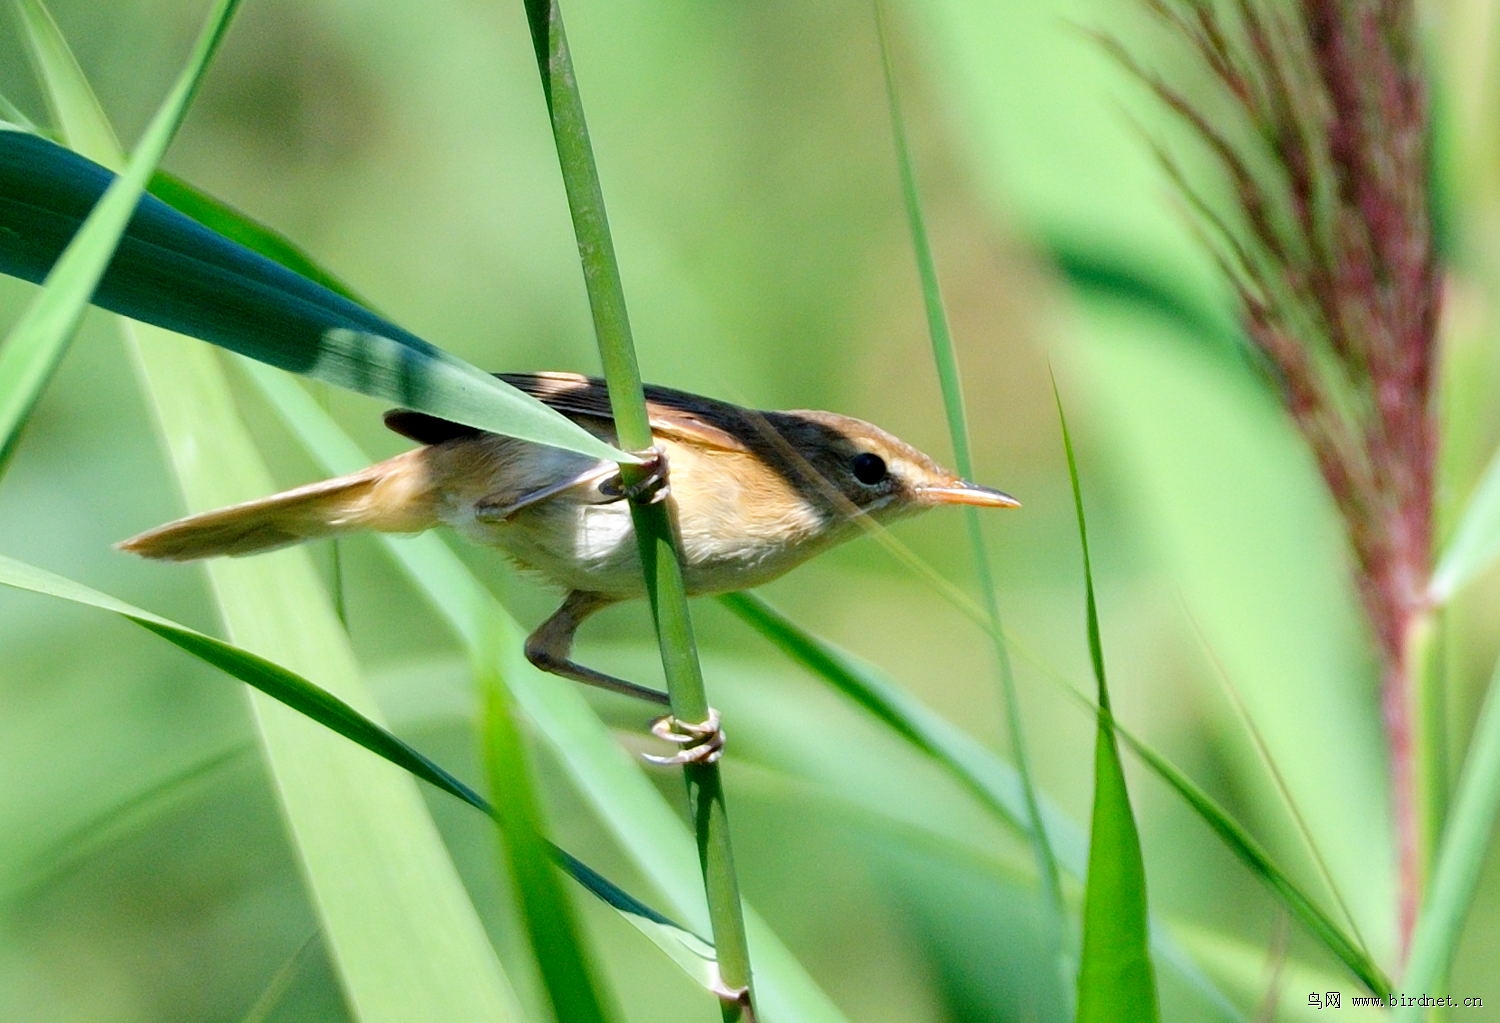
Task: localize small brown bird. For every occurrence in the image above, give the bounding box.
[120,373,1019,762]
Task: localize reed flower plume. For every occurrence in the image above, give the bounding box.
[1112,0,1439,956]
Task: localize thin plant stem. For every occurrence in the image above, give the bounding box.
[520,1,754,1015]
[872,0,1070,1000]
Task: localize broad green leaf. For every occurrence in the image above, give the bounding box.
[0,0,238,476]
[1060,386,1159,1023]
[0,130,624,466]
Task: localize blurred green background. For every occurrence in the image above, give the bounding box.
[3,1,1499,1020]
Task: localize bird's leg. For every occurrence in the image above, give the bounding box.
[525,591,667,703]
[597,446,671,505]
[525,589,724,765]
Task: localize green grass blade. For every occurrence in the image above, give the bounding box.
[16,0,109,148]
[1431,442,1500,602]
[0,554,493,811]
[727,582,1386,996]
[1056,386,1160,1021]
[0,0,238,477]
[0,550,701,978]
[0,98,34,130]
[1093,694,1389,994]
[721,591,1050,827]
[9,37,830,1008]
[720,592,1244,1020]
[11,10,729,1003]
[130,330,583,1022]
[874,1,1067,987]
[1397,653,1500,1014]
[478,647,619,1023]
[1183,613,1379,969]
[0,534,528,1021]
[552,854,723,994]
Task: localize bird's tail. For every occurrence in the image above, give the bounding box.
[118,450,438,561]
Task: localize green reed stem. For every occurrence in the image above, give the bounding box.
[873,0,1069,995]
[521,2,754,1016]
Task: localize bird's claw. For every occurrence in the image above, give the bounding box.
[599,447,670,505]
[642,707,725,766]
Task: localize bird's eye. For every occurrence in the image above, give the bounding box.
[851,452,887,486]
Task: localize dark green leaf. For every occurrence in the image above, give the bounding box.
[0,130,623,463]
[1056,385,1160,1022]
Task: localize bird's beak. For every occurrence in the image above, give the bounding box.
[916,480,1021,508]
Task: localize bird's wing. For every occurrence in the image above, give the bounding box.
[384,372,753,454]
[472,459,619,522]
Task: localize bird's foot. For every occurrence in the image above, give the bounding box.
[642,707,725,766]
[599,447,670,505]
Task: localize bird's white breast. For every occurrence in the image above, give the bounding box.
[432,434,843,598]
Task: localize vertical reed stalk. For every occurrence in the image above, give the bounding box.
[873,1,1070,1000]
[521,1,754,1015]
